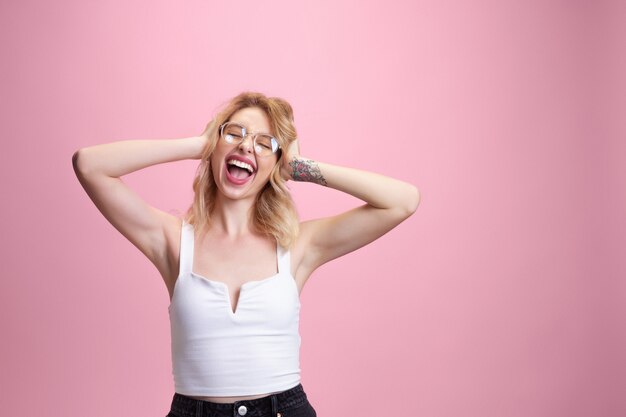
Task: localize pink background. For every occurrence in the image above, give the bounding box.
[1,1,625,416]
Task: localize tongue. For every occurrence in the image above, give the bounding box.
[228,165,251,179]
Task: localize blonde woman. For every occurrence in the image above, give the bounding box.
[72,91,419,417]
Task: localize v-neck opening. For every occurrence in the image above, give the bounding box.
[189,271,282,316]
[189,225,282,317]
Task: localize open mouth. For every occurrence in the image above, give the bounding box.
[224,156,256,185]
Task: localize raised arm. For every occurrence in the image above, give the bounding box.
[72,129,208,275]
[283,139,420,274]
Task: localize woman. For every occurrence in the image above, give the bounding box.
[72,91,419,417]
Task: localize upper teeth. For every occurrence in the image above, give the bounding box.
[227,159,254,173]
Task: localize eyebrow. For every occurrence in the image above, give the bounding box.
[229,121,273,136]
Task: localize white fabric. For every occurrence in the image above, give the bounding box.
[168,220,301,396]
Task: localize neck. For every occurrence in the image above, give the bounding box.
[210,192,257,239]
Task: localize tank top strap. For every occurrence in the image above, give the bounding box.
[277,243,291,276]
[179,219,195,276]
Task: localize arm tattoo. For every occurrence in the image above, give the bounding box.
[289,158,328,186]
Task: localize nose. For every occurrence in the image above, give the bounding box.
[238,134,255,154]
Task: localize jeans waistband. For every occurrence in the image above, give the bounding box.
[170,383,308,417]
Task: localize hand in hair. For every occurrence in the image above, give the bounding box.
[194,119,214,160]
[280,136,301,181]
[199,119,216,143]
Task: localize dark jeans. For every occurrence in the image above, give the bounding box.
[166,383,317,417]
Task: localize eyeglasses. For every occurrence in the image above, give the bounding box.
[219,121,280,157]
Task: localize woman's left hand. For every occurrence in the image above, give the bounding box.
[280,137,301,181]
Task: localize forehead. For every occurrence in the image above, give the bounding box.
[229,107,272,133]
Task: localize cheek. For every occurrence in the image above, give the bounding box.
[256,161,278,182]
[209,152,224,179]
[265,157,279,174]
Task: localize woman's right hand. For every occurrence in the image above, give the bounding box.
[195,119,215,159]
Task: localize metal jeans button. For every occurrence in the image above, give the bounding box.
[237,405,248,416]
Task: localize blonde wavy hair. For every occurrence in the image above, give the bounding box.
[183,91,299,248]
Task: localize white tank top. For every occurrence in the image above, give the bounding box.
[168,220,302,396]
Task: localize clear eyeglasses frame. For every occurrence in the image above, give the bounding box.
[218,121,280,157]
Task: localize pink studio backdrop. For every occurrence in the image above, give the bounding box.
[1,1,625,416]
